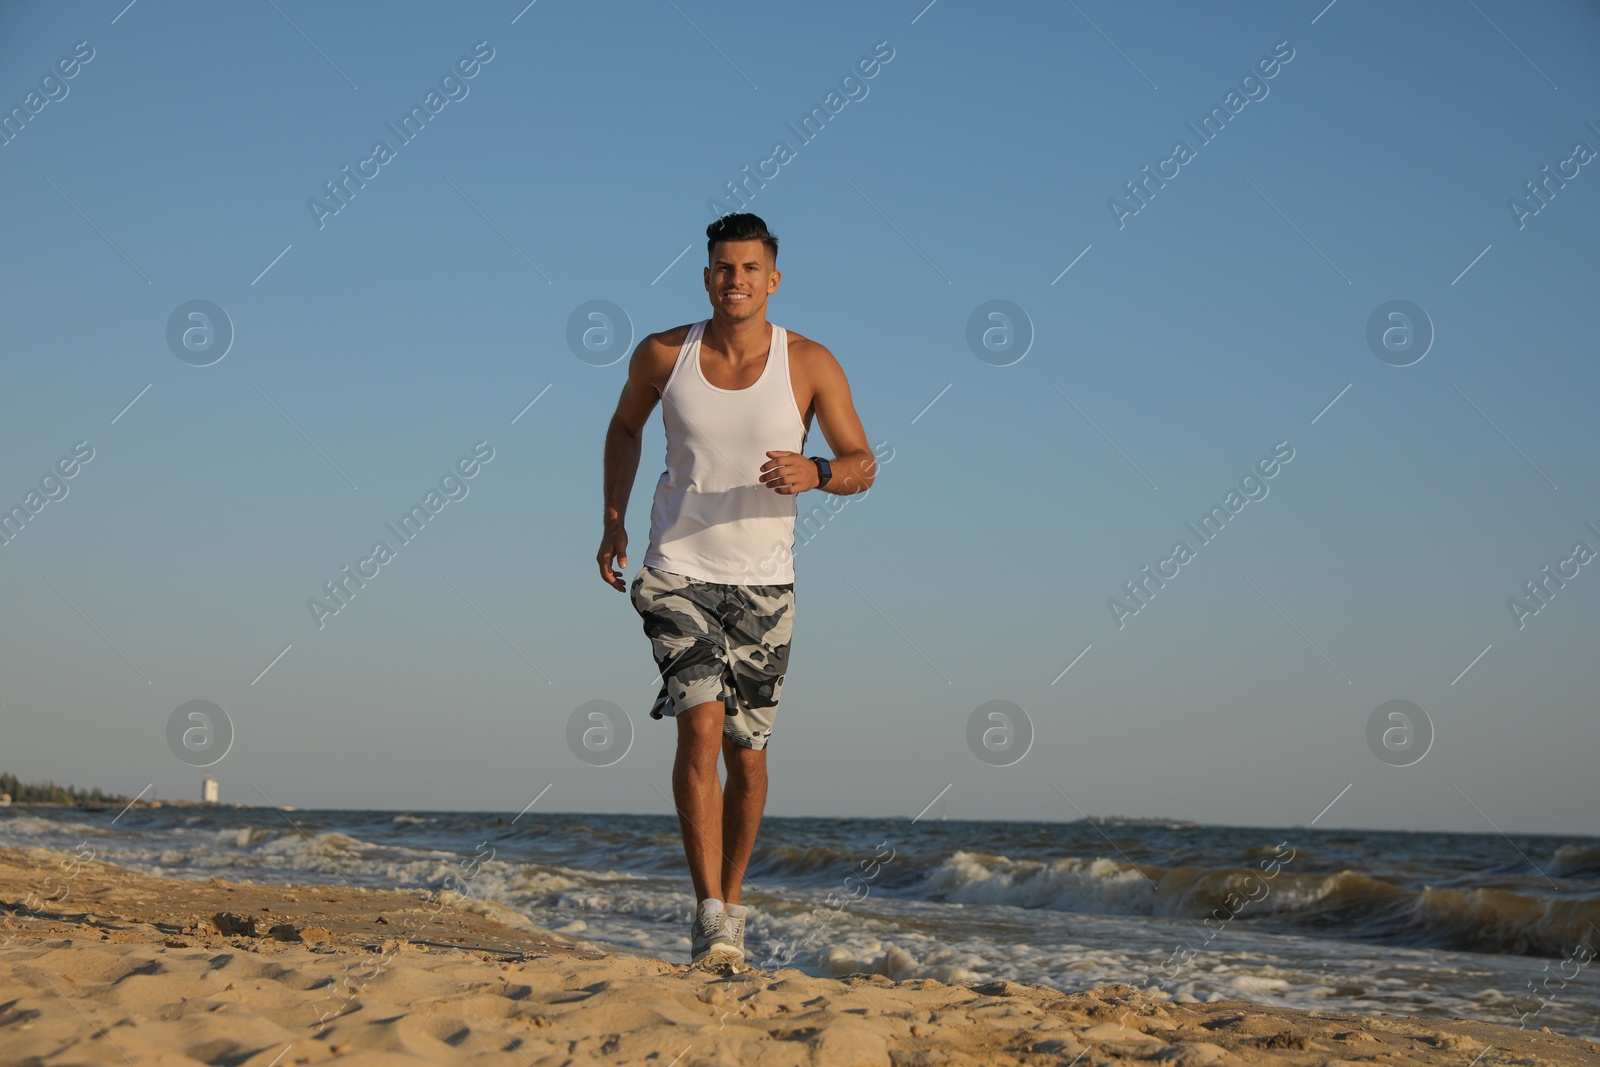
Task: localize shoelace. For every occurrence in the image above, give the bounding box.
[695,913,731,941]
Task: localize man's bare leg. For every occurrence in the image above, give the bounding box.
[673,701,728,903]
[720,736,767,906]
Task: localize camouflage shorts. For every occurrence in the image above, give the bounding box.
[629,565,795,751]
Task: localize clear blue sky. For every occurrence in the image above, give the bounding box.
[2,0,1596,834]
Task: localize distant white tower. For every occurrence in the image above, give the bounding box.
[202,775,219,803]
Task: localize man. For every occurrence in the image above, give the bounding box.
[597,213,876,967]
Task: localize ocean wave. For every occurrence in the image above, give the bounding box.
[1552,844,1600,878]
[753,843,875,878]
[918,851,1600,957]
[1408,886,1600,956]
[210,826,274,848]
[926,852,1155,913]
[139,828,394,878]
[0,815,115,839]
[251,830,373,859]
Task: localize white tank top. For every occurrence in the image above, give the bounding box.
[643,319,807,585]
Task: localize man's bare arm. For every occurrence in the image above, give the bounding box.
[598,335,674,590]
[759,342,876,496]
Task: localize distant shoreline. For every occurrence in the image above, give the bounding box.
[2,799,257,810]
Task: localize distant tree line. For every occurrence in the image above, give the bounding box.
[0,772,126,805]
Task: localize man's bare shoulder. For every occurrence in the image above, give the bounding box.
[785,330,846,378]
[630,325,693,388]
[647,323,697,348]
[641,324,695,359]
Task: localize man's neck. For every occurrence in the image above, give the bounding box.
[703,314,772,364]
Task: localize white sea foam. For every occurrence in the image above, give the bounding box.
[925,851,1156,913]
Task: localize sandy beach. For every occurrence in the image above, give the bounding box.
[2,846,1595,1066]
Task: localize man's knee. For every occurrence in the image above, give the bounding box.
[676,702,725,758]
[724,739,767,784]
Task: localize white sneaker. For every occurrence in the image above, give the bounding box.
[725,902,749,958]
[690,899,742,966]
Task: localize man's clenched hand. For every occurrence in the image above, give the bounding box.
[597,523,629,591]
[760,451,819,495]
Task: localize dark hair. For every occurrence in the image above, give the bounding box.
[706,213,778,265]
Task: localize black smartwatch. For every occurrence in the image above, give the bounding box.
[809,456,832,489]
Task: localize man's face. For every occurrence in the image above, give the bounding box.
[704,239,779,322]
